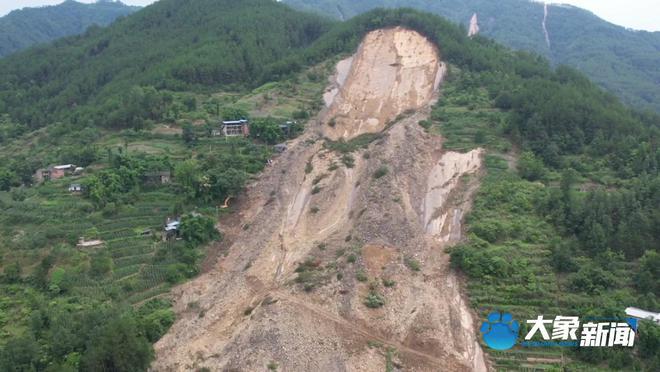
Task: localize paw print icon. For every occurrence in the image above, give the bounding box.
[480,311,519,350]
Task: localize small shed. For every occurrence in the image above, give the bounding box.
[164,217,181,240]
[274,143,287,153]
[34,168,51,183]
[279,121,296,137]
[68,184,83,193]
[144,171,171,185]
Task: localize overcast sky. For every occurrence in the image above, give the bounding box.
[1,1,658,31]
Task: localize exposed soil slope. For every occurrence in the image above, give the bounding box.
[323,27,443,140]
[154,28,486,372]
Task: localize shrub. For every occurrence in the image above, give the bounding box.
[638,320,660,359]
[404,257,421,272]
[568,264,616,294]
[364,291,385,308]
[373,166,388,179]
[635,251,660,296]
[356,270,367,282]
[418,120,432,130]
[518,152,546,181]
[180,214,220,245]
[312,174,328,185]
[382,278,396,287]
[342,154,355,168]
[449,244,512,278]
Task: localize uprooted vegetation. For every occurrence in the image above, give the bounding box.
[323,132,384,153]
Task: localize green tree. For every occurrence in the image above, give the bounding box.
[179,214,219,245]
[221,107,248,121]
[517,151,546,181]
[0,168,14,191]
[250,117,282,144]
[174,159,200,200]
[638,320,660,360]
[80,316,154,372]
[635,251,660,296]
[0,334,40,371]
[3,261,21,283]
[89,252,113,277]
[182,122,196,146]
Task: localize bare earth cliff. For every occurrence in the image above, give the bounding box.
[154,27,487,372]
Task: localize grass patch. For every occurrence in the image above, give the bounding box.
[324,133,382,154]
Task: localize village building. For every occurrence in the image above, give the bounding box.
[625,307,660,325]
[164,217,181,240]
[279,121,296,137]
[34,164,77,183]
[76,238,104,249]
[51,164,76,179]
[221,119,249,137]
[143,171,171,185]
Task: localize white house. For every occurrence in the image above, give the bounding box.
[625,307,660,325]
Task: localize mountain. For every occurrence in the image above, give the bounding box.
[0,0,331,131]
[0,0,139,58]
[283,0,660,113]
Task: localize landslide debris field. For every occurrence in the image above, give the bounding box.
[154,27,487,371]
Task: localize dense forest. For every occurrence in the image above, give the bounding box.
[283,0,660,114]
[0,0,331,135]
[0,0,658,370]
[0,0,139,58]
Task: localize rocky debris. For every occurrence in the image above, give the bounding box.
[543,4,551,48]
[323,27,442,141]
[468,13,480,37]
[153,27,487,372]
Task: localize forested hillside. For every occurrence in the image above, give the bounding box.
[0,0,330,133]
[0,0,139,58]
[283,0,660,113]
[0,0,658,370]
[0,0,333,370]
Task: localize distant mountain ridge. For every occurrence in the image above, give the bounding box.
[283,0,660,113]
[0,0,139,58]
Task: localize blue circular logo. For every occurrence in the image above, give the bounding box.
[480,311,520,350]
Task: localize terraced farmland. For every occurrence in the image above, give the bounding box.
[0,179,186,306]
